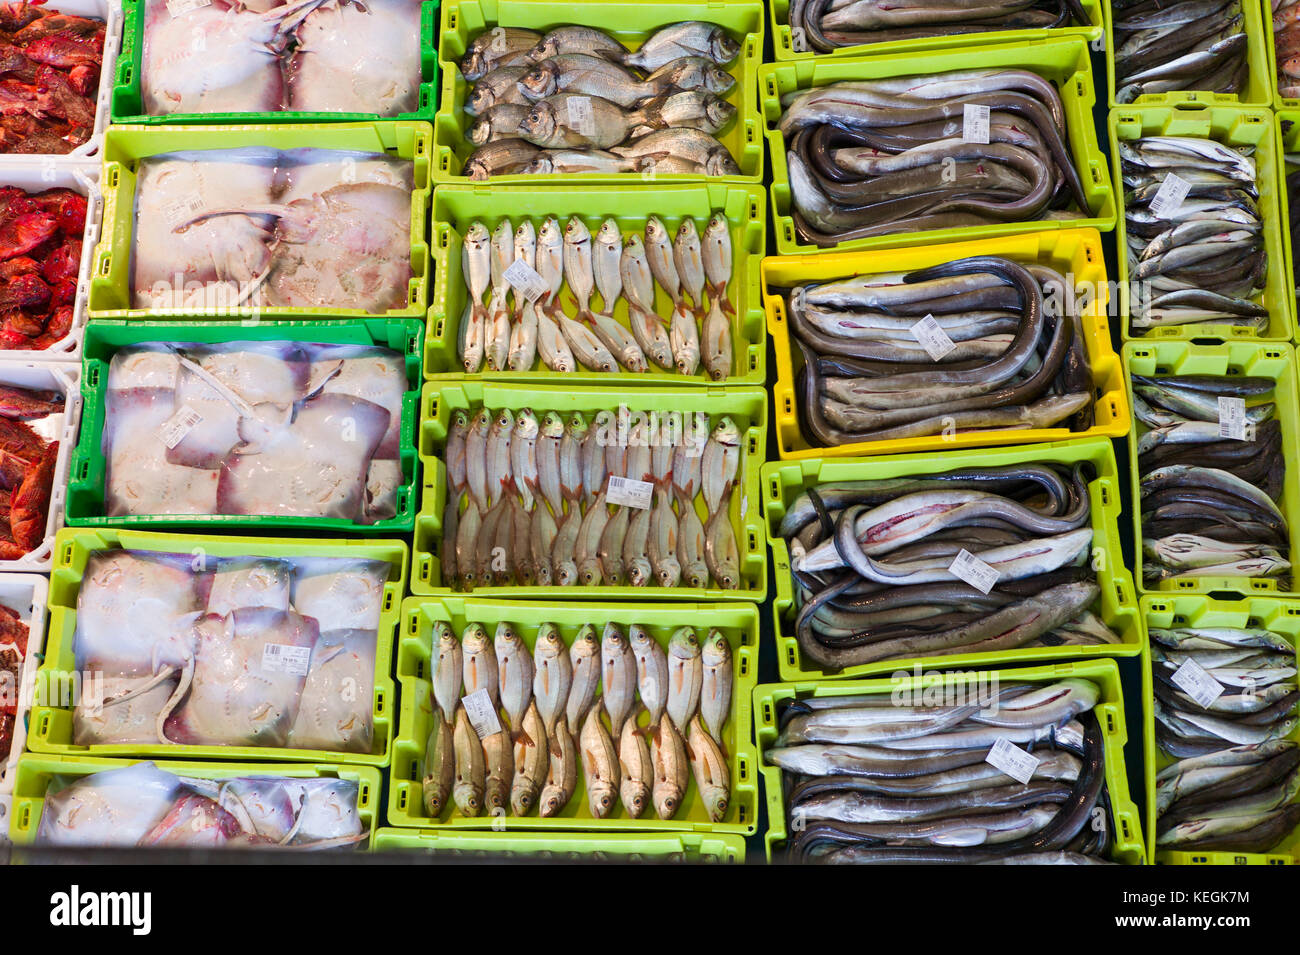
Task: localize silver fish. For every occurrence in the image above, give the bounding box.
[645,215,682,305]
[532,623,572,744]
[666,627,703,731]
[566,624,601,728]
[510,408,540,510]
[461,623,499,707]
[494,622,533,738]
[593,218,623,313]
[579,707,619,818]
[601,623,637,735]
[700,629,733,744]
[624,21,741,72]
[631,624,669,727]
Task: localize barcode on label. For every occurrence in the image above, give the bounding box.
[262,643,310,676]
[163,194,206,229]
[166,0,210,15]
[986,737,1039,784]
[1171,657,1225,709]
[502,258,548,303]
[607,475,654,509]
[963,104,990,144]
[462,688,502,738]
[911,313,956,361]
[566,96,595,137]
[950,548,999,594]
[1218,396,1249,441]
[1148,173,1191,219]
[158,405,203,449]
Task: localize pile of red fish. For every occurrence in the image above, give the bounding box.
[0,597,30,767]
[0,0,106,154]
[0,184,85,349]
[0,382,61,559]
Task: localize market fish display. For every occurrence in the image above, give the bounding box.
[1122,135,1268,333]
[783,255,1094,446]
[784,0,1088,52]
[1277,0,1300,98]
[777,462,1122,672]
[767,680,1121,863]
[37,762,367,849]
[459,21,743,179]
[141,0,423,116]
[0,185,87,350]
[0,381,63,559]
[421,620,734,822]
[1286,141,1300,306]
[440,407,748,591]
[776,68,1090,247]
[0,594,30,767]
[1152,625,1299,854]
[1134,374,1289,585]
[102,341,408,523]
[458,214,733,379]
[71,550,387,754]
[131,147,413,312]
[1113,0,1249,104]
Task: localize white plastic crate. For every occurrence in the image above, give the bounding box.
[0,574,48,795]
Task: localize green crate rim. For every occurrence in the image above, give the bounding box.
[372,826,748,859]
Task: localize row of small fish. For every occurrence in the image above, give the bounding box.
[785,255,1095,447]
[421,621,733,822]
[1134,373,1289,584]
[778,68,1090,247]
[441,408,745,591]
[1286,143,1300,306]
[1113,0,1250,104]
[459,212,733,379]
[1122,135,1268,333]
[778,462,1122,672]
[767,679,1119,863]
[1152,625,1299,853]
[1275,0,1300,98]
[459,22,743,179]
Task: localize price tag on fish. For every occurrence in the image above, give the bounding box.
[949,549,999,594]
[962,104,990,145]
[1148,172,1192,219]
[162,194,206,229]
[986,737,1039,784]
[911,313,956,361]
[462,688,502,738]
[262,643,311,676]
[1171,656,1225,709]
[157,405,203,450]
[606,475,654,509]
[566,96,595,137]
[503,258,549,303]
[1218,396,1250,441]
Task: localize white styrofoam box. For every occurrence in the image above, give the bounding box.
[0,362,80,572]
[0,163,101,363]
[0,0,122,165]
[0,574,48,795]
[0,794,10,844]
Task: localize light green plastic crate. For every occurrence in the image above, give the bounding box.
[1275,111,1299,341]
[388,596,759,833]
[1140,594,1299,865]
[433,0,764,184]
[1264,0,1295,110]
[1106,0,1272,108]
[1123,340,1300,595]
[759,36,1116,255]
[26,527,408,766]
[1111,106,1292,342]
[752,658,1147,863]
[426,182,766,385]
[373,827,747,860]
[762,436,1142,682]
[8,754,381,849]
[412,381,768,599]
[768,0,1103,62]
[87,122,433,320]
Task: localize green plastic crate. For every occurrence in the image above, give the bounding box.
[388,596,759,833]
[433,0,765,184]
[753,658,1147,863]
[8,754,381,849]
[1265,0,1294,110]
[768,0,1103,62]
[1106,0,1272,108]
[26,527,407,766]
[1112,106,1292,342]
[87,122,433,320]
[110,0,440,125]
[372,827,747,860]
[1123,340,1300,595]
[1140,594,1299,865]
[762,437,1142,682]
[1275,111,1299,340]
[759,36,1116,255]
[412,381,768,599]
[64,319,423,534]
[426,182,766,385]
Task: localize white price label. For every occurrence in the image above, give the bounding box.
[262,643,310,676]
[1218,396,1249,441]
[158,405,203,449]
[606,475,654,509]
[1171,657,1225,709]
[1148,173,1191,219]
[502,258,548,303]
[962,104,990,144]
[566,96,595,137]
[911,313,956,361]
[986,737,1040,784]
[163,194,205,229]
[166,0,210,16]
[462,688,503,738]
[949,549,999,594]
